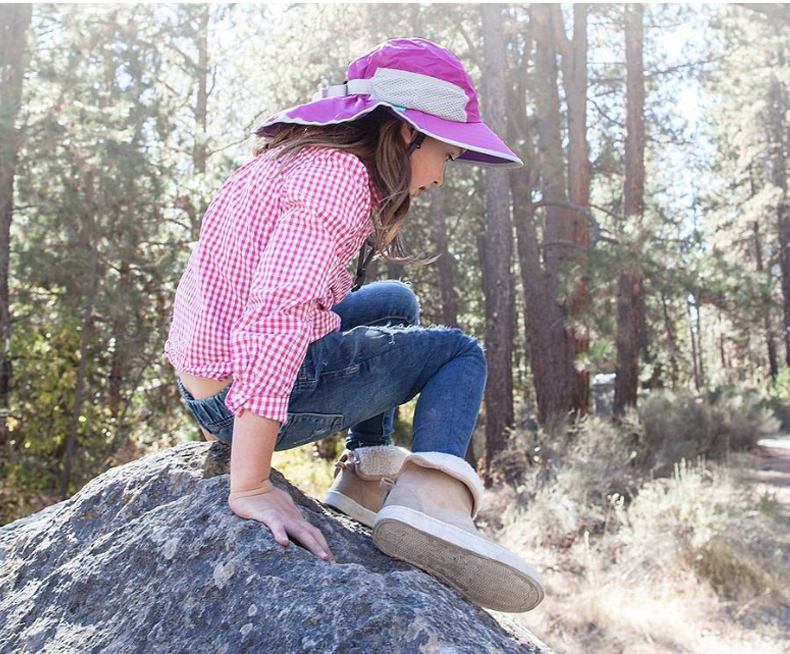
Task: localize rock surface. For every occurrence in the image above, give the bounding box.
[0,442,551,653]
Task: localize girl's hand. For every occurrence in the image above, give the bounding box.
[228,480,336,563]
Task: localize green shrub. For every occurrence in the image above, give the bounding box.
[764,365,790,429]
[636,388,778,471]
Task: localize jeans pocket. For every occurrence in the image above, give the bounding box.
[274,411,345,451]
[320,363,360,381]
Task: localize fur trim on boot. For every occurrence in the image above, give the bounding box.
[403,451,485,518]
[372,450,545,612]
[323,445,410,528]
[354,445,411,480]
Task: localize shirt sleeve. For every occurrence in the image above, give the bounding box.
[223,149,373,424]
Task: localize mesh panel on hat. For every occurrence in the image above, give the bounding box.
[369,68,468,122]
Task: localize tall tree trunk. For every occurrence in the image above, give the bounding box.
[174,4,212,240]
[60,172,100,499]
[108,260,130,422]
[614,3,646,415]
[638,278,661,389]
[687,297,700,392]
[532,4,574,405]
[768,47,790,365]
[661,291,679,388]
[506,13,569,425]
[696,300,706,388]
[511,171,569,423]
[753,219,778,379]
[719,331,727,372]
[480,3,515,482]
[103,15,127,443]
[552,3,591,413]
[193,4,210,176]
[0,4,32,450]
[430,187,459,328]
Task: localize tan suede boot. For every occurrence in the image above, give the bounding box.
[372,451,545,612]
[323,445,409,528]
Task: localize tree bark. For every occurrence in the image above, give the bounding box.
[532,5,574,399]
[614,3,646,415]
[511,172,569,423]
[0,4,33,450]
[410,3,422,37]
[108,260,130,422]
[753,219,778,379]
[505,7,570,425]
[719,331,727,372]
[687,297,701,392]
[384,260,404,280]
[750,159,778,379]
[480,3,515,482]
[661,291,679,388]
[193,4,210,176]
[552,3,591,413]
[696,300,706,388]
[530,3,582,424]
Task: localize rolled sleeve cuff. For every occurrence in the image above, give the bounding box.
[224,381,290,425]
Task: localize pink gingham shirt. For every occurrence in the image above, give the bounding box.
[164,145,382,424]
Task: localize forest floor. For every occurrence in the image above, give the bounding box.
[731,434,790,524]
[265,426,790,653]
[488,434,790,654]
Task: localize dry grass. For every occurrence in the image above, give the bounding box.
[485,419,790,653]
[271,444,337,498]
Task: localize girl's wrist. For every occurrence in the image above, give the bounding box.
[229,478,274,498]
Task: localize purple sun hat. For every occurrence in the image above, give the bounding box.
[257,37,523,168]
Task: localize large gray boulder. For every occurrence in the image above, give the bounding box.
[0,442,551,654]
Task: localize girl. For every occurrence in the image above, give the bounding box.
[165,37,544,613]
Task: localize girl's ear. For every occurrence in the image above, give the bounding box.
[400,121,414,144]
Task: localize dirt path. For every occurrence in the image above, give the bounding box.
[731,434,790,523]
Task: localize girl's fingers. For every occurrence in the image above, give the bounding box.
[288,523,331,561]
[308,525,334,562]
[267,520,289,547]
[240,493,332,560]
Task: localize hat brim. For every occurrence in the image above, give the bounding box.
[258,96,523,168]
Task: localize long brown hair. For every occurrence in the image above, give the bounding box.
[251,107,439,267]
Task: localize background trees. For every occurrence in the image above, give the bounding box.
[2,3,789,518]
[0,4,33,452]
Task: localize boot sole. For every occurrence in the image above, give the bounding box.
[324,491,376,528]
[372,505,544,612]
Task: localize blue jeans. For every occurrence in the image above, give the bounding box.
[175,280,487,458]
